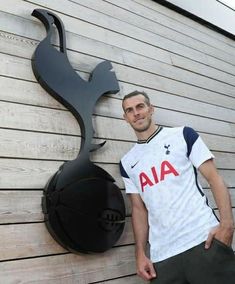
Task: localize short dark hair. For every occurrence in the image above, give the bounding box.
[122,91,151,109]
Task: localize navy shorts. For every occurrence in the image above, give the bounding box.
[151,239,235,284]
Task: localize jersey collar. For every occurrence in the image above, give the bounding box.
[137,126,163,144]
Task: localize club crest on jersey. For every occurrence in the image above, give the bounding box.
[164,144,170,155]
[139,160,179,192]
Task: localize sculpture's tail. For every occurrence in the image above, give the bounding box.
[90,141,106,152]
[90,61,119,96]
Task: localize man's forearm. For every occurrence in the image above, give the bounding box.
[199,160,234,247]
[210,174,234,229]
[131,204,157,280]
[132,205,149,256]
[206,173,235,247]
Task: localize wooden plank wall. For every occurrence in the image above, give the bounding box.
[0,0,234,283]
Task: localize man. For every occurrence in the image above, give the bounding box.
[119,91,235,284]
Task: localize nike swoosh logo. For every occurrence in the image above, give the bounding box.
[131,161,139,169]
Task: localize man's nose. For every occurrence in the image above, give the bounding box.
[133,108,140,116]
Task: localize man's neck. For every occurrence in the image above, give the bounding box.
[135,124,158,141]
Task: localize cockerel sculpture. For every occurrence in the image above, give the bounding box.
[31,9,125,253]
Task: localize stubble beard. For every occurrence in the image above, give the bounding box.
[132,118,152,133]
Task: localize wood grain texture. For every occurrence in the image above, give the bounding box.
[0,212,234,262]
[0,0,234,282]
[0,246,137,283]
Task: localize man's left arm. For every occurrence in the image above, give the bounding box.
[199,159,234,249]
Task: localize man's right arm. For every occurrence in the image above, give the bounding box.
[129,193,156,281]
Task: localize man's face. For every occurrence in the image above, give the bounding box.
[123,94,154,133]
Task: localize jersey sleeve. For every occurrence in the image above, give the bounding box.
[183,126,214,169]
[119,161,139,194]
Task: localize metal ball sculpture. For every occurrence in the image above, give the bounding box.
[31,9,125,253]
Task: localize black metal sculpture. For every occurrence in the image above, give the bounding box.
[31,9,125,253]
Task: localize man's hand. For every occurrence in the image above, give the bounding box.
[205,224,234,249]
[136,253,157,281]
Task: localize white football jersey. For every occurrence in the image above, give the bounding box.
[120,126,219,262]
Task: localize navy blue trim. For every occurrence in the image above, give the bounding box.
[183,127,199,157]
[138,126,163,144]
[205,197,220,222]
[193,167,220,222]
[212,209,220,222]
[119,161,129,178]
[193,167,204,197]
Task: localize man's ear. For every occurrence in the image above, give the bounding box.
[150,104,154,115]
[123,113,128,123]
